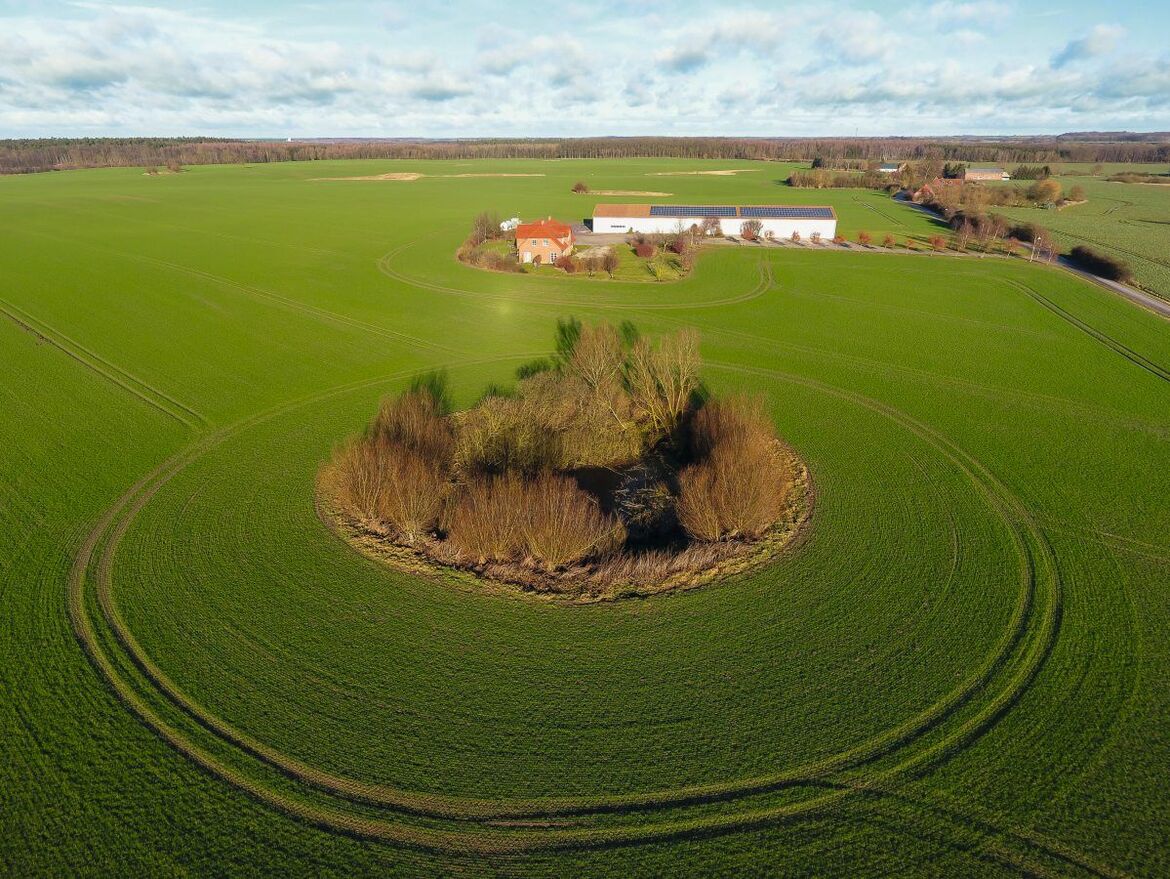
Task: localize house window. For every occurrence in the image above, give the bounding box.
[543,239,548,246]
[550,252,557,263]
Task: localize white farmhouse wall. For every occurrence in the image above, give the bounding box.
[593,215,837,240]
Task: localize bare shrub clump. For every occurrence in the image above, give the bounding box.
[371,385,453,461]
[442,473,625,571]
[678,396,790,542]
[327,434,447,543]
[740,218,762,240]
[444,474,527,563]
[454,392,563,476]
[321,321,804,600]
[625,328,700,438]
[373,440,448,542]
[518,473,625,571]
[325,383,454,543]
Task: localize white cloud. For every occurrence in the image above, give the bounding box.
[818,11,896,66]
[0,2,1166,137]
[652,13,786,73]
[1051,24,1125,68]
[923,0,1012,28]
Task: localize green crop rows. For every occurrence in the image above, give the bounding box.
[1,159,1168,876]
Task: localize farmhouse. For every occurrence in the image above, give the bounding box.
[593,204,837,240]
[964,167,1010,182]
[514,217,574,265]
[877,163,903,174]
[912,177,962,202]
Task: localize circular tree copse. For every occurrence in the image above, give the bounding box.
[319,320,809,600]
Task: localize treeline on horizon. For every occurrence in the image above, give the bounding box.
[2,134,1169,175]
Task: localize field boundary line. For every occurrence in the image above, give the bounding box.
[1008,280,1170,383]
[0,296,206,430]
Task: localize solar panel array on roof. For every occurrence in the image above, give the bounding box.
[739,206,835,219]
[649,205,737,218]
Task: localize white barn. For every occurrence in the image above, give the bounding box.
[592,204,837,240]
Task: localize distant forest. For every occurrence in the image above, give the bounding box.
[2,134,1169,175]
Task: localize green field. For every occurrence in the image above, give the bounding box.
[2,158,1168,877]
[990,170,1170,298]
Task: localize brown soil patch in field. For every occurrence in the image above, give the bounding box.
[442,173,545,178]
[583,189,673,196]
[315,172,423,181]
[648,169,757,177]
[316,172,545,182]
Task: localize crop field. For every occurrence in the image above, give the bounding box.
[1,158,1168,877]
[991,171,1170,299]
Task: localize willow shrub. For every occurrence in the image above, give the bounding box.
[329,387,453,541]
[444,474,528,564]
[330,435,447,543]
[447,472,624,571]
[520,473,626,571]
[678,397,788,542]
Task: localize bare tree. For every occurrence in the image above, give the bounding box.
[625,329,700,437]
[955,220,974,251]
[601,248,619,278]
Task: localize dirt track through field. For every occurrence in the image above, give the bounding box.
[1009,280,1170,382]
[315,172,546,182]
[647,169,756,177]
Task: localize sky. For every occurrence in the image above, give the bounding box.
[1,0,1168,138]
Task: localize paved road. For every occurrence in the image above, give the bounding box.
[1054,257,1170,320]
[894,194,1170,321]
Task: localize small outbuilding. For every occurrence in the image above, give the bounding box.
[877,163,903,174]
[515,218,574,265]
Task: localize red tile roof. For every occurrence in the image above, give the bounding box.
[515,218,573,242]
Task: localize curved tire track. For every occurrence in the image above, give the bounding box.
[70,361,1067,859]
